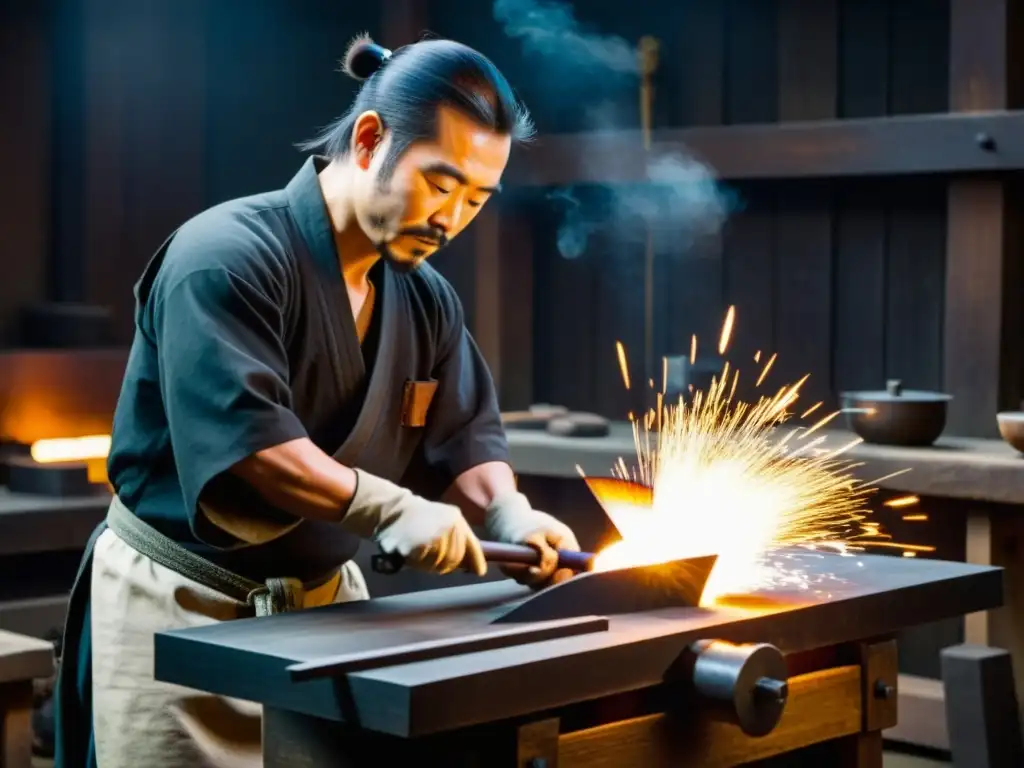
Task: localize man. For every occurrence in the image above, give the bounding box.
[54,34,580,768]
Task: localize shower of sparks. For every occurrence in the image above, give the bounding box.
[662,357,668,394]
[584,308,933,606]
[718,305,736,355]
[616,341,631,390]
[754,350,762,363]
[902,514,928,522]
[690,334,698,365]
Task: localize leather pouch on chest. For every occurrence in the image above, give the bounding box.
[401,379,438,428]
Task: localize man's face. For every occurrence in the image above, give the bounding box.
[349,105,511,272]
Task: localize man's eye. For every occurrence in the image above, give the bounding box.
[430,181,451,194]
[467,200,482,208]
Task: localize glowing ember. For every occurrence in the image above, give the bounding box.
[615,341,631,390]
[583,308,934,606]
[884,495,919,508]
[31,434,111,463]
[718,305,735,355]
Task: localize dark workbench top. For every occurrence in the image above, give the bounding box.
[154,552,1001,738]
[506,422,1024,505]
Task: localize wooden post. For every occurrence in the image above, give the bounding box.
[963,513,1024,724]
[0,630,55,768]
[941,644,1024,767]
[944,0,1024,436]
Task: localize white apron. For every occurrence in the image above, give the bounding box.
[90,528,369,767]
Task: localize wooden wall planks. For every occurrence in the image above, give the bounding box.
[515,0,956,423]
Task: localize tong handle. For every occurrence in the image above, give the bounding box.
[370,542,593,574]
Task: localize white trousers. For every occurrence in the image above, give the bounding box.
[90,528,369,767]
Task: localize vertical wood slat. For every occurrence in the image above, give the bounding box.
[82,0,208,344]
[838,0,890,119]
[664,0,726,398]
[883,3,949,398]
[721,0,778,397]
[724,0,779,125]
[538,214,597,413]
[832,3,890,398]
[944,0,1023,436]
[473,208,501,387]
[497,209,534,410]
[773,1,838,410]
[884,181,946,391]
[0,3,50,345]
[889,0,950,115]
[381,0,430,48]
[833,183,887,395]
[593,229,642,420]
[723,185,775,401]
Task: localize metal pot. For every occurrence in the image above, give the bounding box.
[840,379,952,447]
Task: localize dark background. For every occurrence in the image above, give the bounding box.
[0,0,1019,439]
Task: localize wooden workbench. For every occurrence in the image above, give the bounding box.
[155,553,1001,767]
[507,423,1024,751]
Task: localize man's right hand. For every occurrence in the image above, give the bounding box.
[340,468,486,576]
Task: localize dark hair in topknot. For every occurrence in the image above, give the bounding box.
[299,34,535,182]
[341,33,392,81]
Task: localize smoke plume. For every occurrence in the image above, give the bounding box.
[493,0,733,259]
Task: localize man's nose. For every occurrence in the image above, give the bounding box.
[428,197,464,234]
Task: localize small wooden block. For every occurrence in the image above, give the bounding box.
[516,718,559,768]
[860,639,898,732]
[529,404,569,418]
[502,411,554,430]
[941,644,1024,768]
[547,413,611,438]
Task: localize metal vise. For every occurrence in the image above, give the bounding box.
[685,640,789,737]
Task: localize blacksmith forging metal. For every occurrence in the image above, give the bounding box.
[40,6,1016,768]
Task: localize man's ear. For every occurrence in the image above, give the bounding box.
[351,111,384,171]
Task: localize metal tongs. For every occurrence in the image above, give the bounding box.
[371,541,594,574]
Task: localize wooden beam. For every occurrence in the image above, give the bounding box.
[558,665,863,768]
[944,0,1024,437]
[506,111,1024,186]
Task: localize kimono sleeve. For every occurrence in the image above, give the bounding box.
[152,267,309,543]
[417,288,510,496]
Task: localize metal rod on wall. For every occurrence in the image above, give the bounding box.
[639,36,660,428]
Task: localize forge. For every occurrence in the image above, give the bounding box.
[154,550,1002,767]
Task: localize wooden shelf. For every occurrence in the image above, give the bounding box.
[507,110,1024,186]
[505,422,1024,505]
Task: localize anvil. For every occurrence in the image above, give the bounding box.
[154,552,1002,768]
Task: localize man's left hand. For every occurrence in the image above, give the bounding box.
[484,492,581,588]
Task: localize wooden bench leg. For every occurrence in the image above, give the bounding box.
[942,644,1024,768]
[0,680,34,768]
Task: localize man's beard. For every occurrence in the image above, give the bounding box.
[375,225,449,274]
